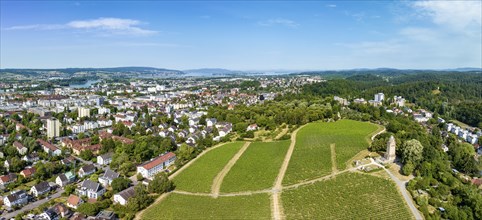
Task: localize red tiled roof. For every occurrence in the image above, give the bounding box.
[37,139,58,151]
[141,152,176,170]
[112,136,134,144]
[21,167,36,178]
[13,141,25,149]
[471,178,482,186]
[67,195,81,206]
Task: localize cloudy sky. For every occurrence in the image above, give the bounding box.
[1,1,481,70]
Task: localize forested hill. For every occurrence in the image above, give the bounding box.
[302,72,482,128]
[294,69,481,79]
[0,67,184,75]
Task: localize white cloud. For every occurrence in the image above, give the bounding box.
[258,18,299,28]
[411,1,482,30]
[5,24,64,31]
[326,4,337,8]
[5,17,157,36]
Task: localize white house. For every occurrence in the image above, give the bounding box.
[98,169,119,187]
[206,118,217,127]
[78,164,96,178]
[136,152,176,180]
[13,141,27,155]
[76,179,105,199]
[113,187,135,206]
[97,152,114,166]
[246,124,258,131]
[3,190,28,208]
[55,171,75,188]
[30,181,51,197]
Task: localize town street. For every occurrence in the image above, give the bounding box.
[3,189,64,220]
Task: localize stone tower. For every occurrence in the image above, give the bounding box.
[384,135,396,163]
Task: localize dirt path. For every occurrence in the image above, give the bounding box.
[275,127,289,140]
[135,192,171,220]
[283,169,352,190]
[370,126,386,141]
[272,125,305,220]
[211,142,251,197]
[330,143,337,173]
[173,188,273,197]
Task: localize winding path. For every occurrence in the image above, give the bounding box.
[371,126,386,141]
[211,142,251,198]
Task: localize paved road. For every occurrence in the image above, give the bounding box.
[3,189,64,219]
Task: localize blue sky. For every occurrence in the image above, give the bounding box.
[1,1,481,70]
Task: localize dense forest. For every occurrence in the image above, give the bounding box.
[303,72,482,128]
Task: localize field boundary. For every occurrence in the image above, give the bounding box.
[135,192,171,220]
[330,143,337,173]
[211,142,251,197]
[169,142,233,180]
[272,124,306,220]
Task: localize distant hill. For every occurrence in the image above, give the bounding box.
[183,68,245,75]
[292,68,482,79]
[0,66,185,76]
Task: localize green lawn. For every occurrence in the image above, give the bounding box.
[282,172,413,220]
[173,142,245,193]
[221,140,290,192]
[142,193,271,220]
[283,119,379,185]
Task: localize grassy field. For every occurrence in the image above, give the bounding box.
[283,120,379,185]
[282,172,413,220]
[173,142,245,193]
[220,141,290,192]
[142,193,271,219]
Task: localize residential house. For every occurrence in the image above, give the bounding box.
[13,141,27,155]
[98,169,119,187]
[55,171,75,188]
[37,139,62,156]
[76,179,105,199]
[136,152,176,180]
[206,118,217,127]
[246,124,258,131]
[4,159,12,171]
[0,173,17,186]
[3,190,28,208]
[30,181,51,197]
[61,156,75,166]
[66,194,83,209]
[113,187,135,206]
[38,203,72,220]
[20,167,36,178]
[22,152,40,163]
[95,210,116,220]
[78,164,96,178]
[97,152,114,166]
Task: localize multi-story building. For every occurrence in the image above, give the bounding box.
[46,118,61,138]
[136,152,176,180]
[374,93,385,102]
[78,107,91,118]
